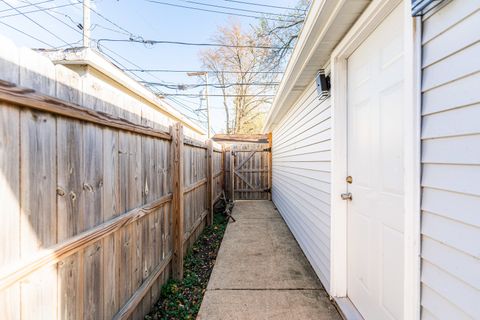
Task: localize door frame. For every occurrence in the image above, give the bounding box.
[329,0,422,319]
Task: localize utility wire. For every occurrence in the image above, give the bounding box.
[160,93,275,97]
[176,0,297,18]
[0,19,54,47]
[78,0,141,39]
[97,38,291,50]
[0,0,71,46]
[97,43,207,126]
[0,0,54,13]
[146,0,295,22]
[141,81,279,89]
[123,68,284,74]
[0,2,78,18]
[91,23,131,36]
[20,0,89,45]
[223,0,306,12]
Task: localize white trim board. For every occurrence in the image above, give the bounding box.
[329,0,422,319]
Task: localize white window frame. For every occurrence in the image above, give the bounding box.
[329,1,422,319]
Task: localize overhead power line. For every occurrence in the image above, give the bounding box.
[176,0,297,18]
[123,68,285,74]
[223,0,307,11]
[0,2,78,18]
[0,20,54,47]
[0,0,54,13]
[20,0,88,42]
[97,38,291,50]
[0,0,71,47]
[96,41,207,127]
[79,0,139,38]
[141,81,279,89]
[146,0,296,22]
[159,93,275,97]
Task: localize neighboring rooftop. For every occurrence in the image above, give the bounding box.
[40,47,206,136]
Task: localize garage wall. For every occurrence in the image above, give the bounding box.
[420,1,480,319]
[271,80,332,291]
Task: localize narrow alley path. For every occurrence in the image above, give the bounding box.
[197,201,341,320]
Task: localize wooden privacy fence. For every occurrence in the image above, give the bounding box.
[221,134,272,201]
[0,80,224,320]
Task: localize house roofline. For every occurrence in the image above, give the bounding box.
[263,0,371,132]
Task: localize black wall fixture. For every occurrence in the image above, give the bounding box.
[316,70,330,99]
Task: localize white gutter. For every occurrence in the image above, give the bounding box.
[43,47,206,135]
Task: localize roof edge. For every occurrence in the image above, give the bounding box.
[263,0,369,132]
[42,47,206,135]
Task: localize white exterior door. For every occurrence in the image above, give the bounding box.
[346,4,405,320]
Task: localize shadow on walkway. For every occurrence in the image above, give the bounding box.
[197,200,341,320]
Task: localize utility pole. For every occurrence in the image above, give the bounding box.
[205,74,211,139]
[83,0,91,47]
[187,71,211,138]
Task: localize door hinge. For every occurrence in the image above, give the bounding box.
[263,147,272,152]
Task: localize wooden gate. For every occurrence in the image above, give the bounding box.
[220,135,272,201]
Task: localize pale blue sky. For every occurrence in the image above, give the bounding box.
[0,0,301,133]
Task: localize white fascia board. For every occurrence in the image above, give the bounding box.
[263,0,330,132]
[44,47,206,135]
[263,0,370,132]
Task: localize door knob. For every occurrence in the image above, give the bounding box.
[341,193,352,200]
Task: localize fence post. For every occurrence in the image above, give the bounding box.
[221,145,225,193]
[268,132,273,201]
[171,122,184,280]
[206,140,214,225]
[230,149,235,201]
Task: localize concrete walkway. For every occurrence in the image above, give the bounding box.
[197,201,341,320]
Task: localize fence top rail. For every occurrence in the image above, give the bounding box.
[212,134,269,143]
[183,137,208,149]
[0,80,172,140]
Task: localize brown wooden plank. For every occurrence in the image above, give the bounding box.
[183,178,207,194]
[268,133,272,200]
[235,150,256,170]
[103,128,120,320]
[82,121,105,320]
[183,210,208,243]
[20,108,58,320]
[0,194,172,292]
[0,80,171,140]
[55,66,83,320]
[0,103,20,320]
[183,137,208,149]
[212,134,268,143]
[171,123,184,280]
[112,253,172,320]
[56,117,83,320]
[229,150,235,201]
[234,171,257,190]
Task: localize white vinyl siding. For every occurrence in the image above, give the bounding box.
[420,1,480,319]
[271,81,332,291]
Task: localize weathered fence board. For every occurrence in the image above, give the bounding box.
[0,81,224,320]
[223,142,271,200]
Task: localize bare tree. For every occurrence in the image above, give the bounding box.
[200,22,275,134]
[256,0,310,70]
[199,1,309,134]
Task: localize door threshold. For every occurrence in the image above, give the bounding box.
[333,297,364,320]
